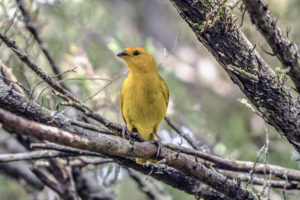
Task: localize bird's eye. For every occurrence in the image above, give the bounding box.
[133,50,140,56]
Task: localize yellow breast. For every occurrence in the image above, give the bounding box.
[120,73,167,140]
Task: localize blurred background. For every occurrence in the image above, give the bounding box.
[0,0,300,199]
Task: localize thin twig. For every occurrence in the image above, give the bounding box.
[246,144,265,189]
[218,170,300,190]
[32,167,78,200]
[165,117,201,150]
[74,157,113,167]
[30,143,103,157]
[0,150,74,163]
[16,0,70,90]
[0,34,77,102]
[70,120,115,135]
[164,142,300,182]
[83,71,127,102]
[127,168,170,200]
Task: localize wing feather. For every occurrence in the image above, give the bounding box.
[160,76,169,107]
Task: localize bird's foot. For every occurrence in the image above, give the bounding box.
[151,138,162,158]
[122,125,133,144]
[122,125,127,140]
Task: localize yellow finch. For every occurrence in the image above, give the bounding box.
[117,47,169,164]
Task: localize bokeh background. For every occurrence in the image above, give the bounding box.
[0,0,300,199]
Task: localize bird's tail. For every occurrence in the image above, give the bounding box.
[136,158,158,164]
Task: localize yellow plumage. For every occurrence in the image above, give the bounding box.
[117,47,169,164]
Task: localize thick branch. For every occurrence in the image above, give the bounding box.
[243,0,300,92]
[0,31,295,198]
[0,81,221,198]
[32,143,228,200]
[0,108,255,200]
[1,78,299,191]
[169,0,300,152]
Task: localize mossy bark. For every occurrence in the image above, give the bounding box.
[170,0,300,151]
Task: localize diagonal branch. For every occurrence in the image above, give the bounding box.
[165,116,205,150]
[0,161,44,190]
[127,169,169,200]
[0,33,141,141]
[32,167,78,200]
[15,0,70,91]
[169,0,300,153]
[0,34,79,103]
[242,0,300,92]
[0,108,255,200]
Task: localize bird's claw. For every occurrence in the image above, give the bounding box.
[122,125,133,144]
[152,139,162,158]
[122,125,127,140]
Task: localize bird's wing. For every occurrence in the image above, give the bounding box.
[160,76,169,107]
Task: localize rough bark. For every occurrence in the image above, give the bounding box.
[169,0,300,151]
[0,81,229,199]
[0,108,255,199]
[243,0,300,92]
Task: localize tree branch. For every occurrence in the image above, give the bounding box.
[32,167,78,200]
[34,143,229,200]
[0,108,255,199]
[72,166,115,200]
[0,34,79,103]
[1,73,300,195]
[169,0,300,153]
[0,79,223,198]
[15,0,70,91]
[242,0,300,92]
[165,116,208,150]
[218,170,300,190]
[1,30,299,198]
[165,143,300,182]
[127,169,169,200]
[0,150,74,163]
[0,161,43,190]
[0,33,147,143]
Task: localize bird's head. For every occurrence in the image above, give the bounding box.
[117,47,158,73]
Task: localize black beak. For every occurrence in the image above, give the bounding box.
[117,50,128,57]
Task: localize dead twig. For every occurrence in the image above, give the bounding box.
[16,0,70,90]
[0,150,74,163]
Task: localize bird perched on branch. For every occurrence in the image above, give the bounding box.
[117,46,169,164]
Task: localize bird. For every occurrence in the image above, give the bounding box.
[117,46,169,164]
